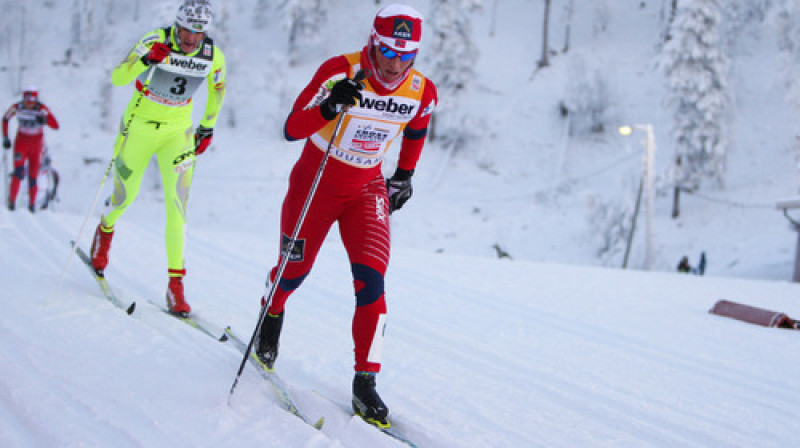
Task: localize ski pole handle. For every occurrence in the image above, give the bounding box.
[352,69,367,83]
[344,69,367,112]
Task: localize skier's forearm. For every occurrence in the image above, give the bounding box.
[47,115,60,130]
[111,53,148,87]
[199,57,226,128]
[199,84,225,128]
[283,107,330,141]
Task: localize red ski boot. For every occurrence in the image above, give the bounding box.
[166,271,191,315]
[90,224,114,273]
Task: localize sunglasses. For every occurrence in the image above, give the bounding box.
[177,25,205,35]
[378,45,417,62]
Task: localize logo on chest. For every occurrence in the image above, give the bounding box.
[165,55,210,75]
[360,97,416,117]
[351,124,390,154]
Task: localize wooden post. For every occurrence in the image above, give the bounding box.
[622,178,644,269]
[794,232,800,282]
[642,125,657,270]
[538,0,551,68]
[776,198,800,283]
[672,156,682,218]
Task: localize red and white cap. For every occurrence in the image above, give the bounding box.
[23,85,38,102]
[370,4,423,53]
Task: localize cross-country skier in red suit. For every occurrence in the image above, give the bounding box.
[253,3,437,428]
[3,86,59,212]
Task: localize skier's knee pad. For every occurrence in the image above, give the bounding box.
[12,166,24,180]
[28,176,37,188]
[352,263,384,307]
[276,272,308,293]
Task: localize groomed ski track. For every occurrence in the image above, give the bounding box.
[1,209,799,447]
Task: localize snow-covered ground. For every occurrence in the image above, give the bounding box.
[2,1,799,447]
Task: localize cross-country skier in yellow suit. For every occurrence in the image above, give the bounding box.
[89,0,226,315]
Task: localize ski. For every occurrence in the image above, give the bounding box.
[147,300,229,342]
[318,393,419,448]
[71,241,136,315]
[374,421,418,447]
[224,327,324,430]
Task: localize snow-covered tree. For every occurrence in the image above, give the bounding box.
[772,0,800,105]
[428,0,480,95]
[593,0,610,37]
[720,0,772,50]
[426,0,481,146]
[564,54,612,136]
[253,0,271,29]
[585,185,638,268]
[660,0,730,190]
[280,0,327,66]
[771,0,800,191]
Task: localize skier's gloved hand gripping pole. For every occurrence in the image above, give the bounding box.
[229,70,367,400]
[57,60,162,291]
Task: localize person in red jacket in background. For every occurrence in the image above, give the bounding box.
[2,86,59,212]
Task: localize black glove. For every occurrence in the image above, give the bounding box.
[386,168,414,214]
[320,77,364,120]
[36,114,46,125]
[2,136,10,149]
[194,126,213,155]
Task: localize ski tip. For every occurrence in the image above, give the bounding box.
[313,417,325,430]
[126,302,136,315]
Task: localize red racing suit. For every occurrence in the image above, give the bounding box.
[267,47,437,373]
[3,101,59,207]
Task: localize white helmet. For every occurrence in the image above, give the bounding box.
[176,0,213,33]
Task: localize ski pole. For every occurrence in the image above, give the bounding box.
[228,70,366,400]
[57,65,158,289]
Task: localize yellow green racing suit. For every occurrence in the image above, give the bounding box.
[102,25,226,276]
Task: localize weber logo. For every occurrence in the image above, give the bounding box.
[169,57,208,71]
[360,97,416,116]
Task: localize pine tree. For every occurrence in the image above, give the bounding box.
[427,0,481,146]
[660,0,730,189]
[773,0,800,105]
[281,0,327,66]
[253,0,271,29]
[564,56,610,136]
[771,0,800,192]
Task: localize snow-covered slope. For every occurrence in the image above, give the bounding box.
[2,1,800,446]
[2,208,800,447]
